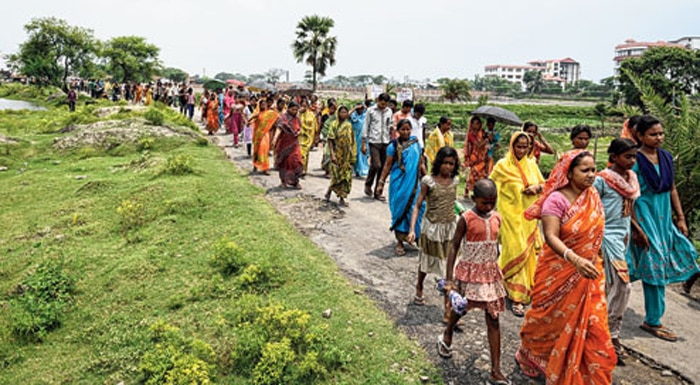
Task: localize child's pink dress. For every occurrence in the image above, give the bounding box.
[453,210,507,318]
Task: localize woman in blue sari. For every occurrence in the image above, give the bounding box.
[628,115,699,342]
[350,102,369,177]
[376,119,426,256]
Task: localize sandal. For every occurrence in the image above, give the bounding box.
[511,302,525,318]
[339,198,348,207]
[436,335,453,359]
[374,194,386,202]
[487,378,512,385]
[640,322,678,342]
[413,295,425,306]
[364,186,373,197]
[514,352,544,380]
[395,246,407,256]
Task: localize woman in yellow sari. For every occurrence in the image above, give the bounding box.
[248,99,279,174]
[299,100,318,175]
[206,95,220,135]
[489,132,544,316]
[516,150,616,384]
[425,116,453,165]
[144,85,153,106]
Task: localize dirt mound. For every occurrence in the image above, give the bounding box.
[52,118,197,150]
[95,105,147,118]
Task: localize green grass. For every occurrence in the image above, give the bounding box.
[0,102,440,384]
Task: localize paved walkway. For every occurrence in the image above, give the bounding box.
[207,125,698,384]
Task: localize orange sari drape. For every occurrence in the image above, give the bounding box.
[206,99,220,133]
[517,187,616,384]
[465,128,489,192]
[253,110,279,172]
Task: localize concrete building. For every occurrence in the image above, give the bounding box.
[483,64,539,89]
[670,36,700,50]
[484,57,580,90]
[528,58,581,85]
[613,38,687,75]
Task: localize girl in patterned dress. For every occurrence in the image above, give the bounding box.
[437,178,509,385]
[407,147,460,310]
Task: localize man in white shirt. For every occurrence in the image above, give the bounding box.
[361,93,393,200]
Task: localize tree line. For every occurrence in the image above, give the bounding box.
[6,17,164,91]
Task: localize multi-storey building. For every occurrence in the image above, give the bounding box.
[484,57,580,90]
[613,38,687,75]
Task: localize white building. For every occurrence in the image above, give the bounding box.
[484,57,580,90]
[669,36,700,50]
[528,58,580,85]
[484,64,540,90]
[613,38,687,75]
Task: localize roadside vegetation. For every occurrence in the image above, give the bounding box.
[0,87,440,384]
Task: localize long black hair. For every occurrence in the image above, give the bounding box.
[431,146,460,178]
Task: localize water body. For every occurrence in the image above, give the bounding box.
[0,98,45,111]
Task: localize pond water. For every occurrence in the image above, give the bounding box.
[0,98,45,111]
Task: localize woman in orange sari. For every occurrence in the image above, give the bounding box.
[516,150,616,384]
[464,116,489,197]
[206,93,220,135]
[248,99,279,174]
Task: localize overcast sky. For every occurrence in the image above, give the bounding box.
[1,0,698,83]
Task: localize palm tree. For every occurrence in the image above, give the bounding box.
[523,70,544,94]
[291,15,337,92]
[440,78,472,103]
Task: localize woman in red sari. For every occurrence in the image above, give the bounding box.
[274,101,303,189]
[206,92,220,135]
[516,150,616,384]
[248,99,278,175]
[464,116,489,197]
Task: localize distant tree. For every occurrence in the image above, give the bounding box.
[618,46,700,108]
[440,78,472,103]
[102,36,160,83]
[350,75,373,86]
[161,67,188,83]
[523,70,544,94]
[248,73,266,82]
[214,72,248,82]
[372,75,387,85]
[265,68,286,84]
[8,17,97,89]
[291,15,337,92]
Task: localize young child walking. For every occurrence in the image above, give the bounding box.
[593,138,640,365]
[407,147,460,311]
[437,178,510,385]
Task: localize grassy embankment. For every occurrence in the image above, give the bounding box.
[0,86,440,384]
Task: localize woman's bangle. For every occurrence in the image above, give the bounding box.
[378,180,385,185]
[562,248,572,261]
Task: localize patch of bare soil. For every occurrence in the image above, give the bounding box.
[52,118,196,150]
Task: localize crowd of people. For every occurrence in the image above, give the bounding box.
[197,87,700,384]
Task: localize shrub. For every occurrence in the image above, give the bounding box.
[230,302,348,384]
[138,137,155,151]
[116,199,146,233]
[210,239,247,276]
[9,260,75,341]
[139,320,216,385]
[162,154,194,175]
[235,263,283,294]
[145,108,165,126]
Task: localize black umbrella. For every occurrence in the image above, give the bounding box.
[203,78,226,91]
[471,105,523,126]
[282,83,313,97]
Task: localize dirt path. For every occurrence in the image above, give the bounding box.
[207,127,691,385]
